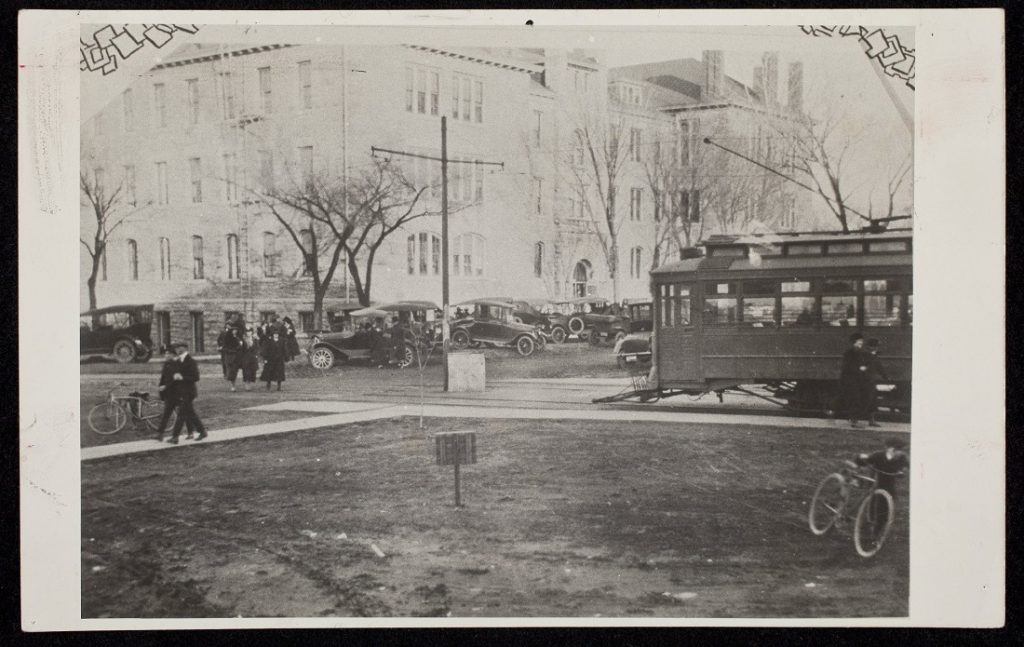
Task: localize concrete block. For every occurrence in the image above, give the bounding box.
[448,352,485,392]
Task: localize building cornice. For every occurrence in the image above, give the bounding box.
[152,44,295,70]
[403,44,539,74]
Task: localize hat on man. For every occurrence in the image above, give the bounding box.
[172,341,189,350]
[849,332,864,343]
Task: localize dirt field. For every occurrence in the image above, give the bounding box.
[81,416,909,618]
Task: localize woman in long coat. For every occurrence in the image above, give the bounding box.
[260,331,287,391]
[239,327,260,391]
[838,333,871,427]
[282,317,301,361]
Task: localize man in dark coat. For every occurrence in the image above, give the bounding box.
[168,342,207,443]
[389,318,408,367]
[154,347,191,441]
[838,332,872,428]
[222,326,243,391]
[216,323,234,379]
[260,331,287,390]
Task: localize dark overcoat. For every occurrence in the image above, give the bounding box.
[260,339,287,383]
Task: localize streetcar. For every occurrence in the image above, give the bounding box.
[598,229,912,413]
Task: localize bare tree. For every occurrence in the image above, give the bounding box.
[258,158,437,329]
[79,167,132,314]
[868,153,912,221]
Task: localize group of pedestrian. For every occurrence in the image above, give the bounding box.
[154,342,206,444]
[366,317,411,368]
[218,314,302,392]
[838,332,888,428]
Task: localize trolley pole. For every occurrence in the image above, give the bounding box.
[441,116,450,392]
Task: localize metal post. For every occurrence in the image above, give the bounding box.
[453,450,461,507]
[441,116,450,392]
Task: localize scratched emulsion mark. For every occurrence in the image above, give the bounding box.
[80,24,200,76]
[800,25,916,91]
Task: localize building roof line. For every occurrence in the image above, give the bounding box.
[152,44,294,69]
[403,45,539,74]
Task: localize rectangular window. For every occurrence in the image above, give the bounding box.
[679,121,691,165]
[418,232,428,275]
[153,83,167,127]
[630,128,642,161]
[259,66,272,114]
[533,110,543,147]
[405,67,414,112]
[186,79,199,124]
[407,235,416,275]
[534,178,543,215]
[189,157,202,203]
[659,284,691,327]
[262,232,278,277]
[781,296,817,326]
[431,235,441,275]
[462,77,471,122]
[742,298,777,327]
[821,295,858,327]
[787,243,823,256]
[743,279,776,296]
[299,311,315,332]
[192,236,204,279]
[822,278,858,292]
[123,165,136,206]
[868,240,911,253]
[219,72,235,120]
[864,294,903,327]
[703,282,737,325]
[298,61,312,109]
[782,280,812,293]
[416,68,426,114]
[123,89,134,132]
[474,163,483,202]
[451,75,460,119]
[827,242,864,255]
[534,243,544,278]
[223,154,238,201]
[430,71,440,116]
[190,311,205,353]
[630,188,642,221]
[474,81,483,122]
[155,162,168,205]
[226,234,239,279]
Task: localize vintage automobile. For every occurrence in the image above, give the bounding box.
[80,304,155,363]
[306,301,439,370]
[613,300,654,369]
[552,297,631,345]
[450,299,545,357]
[477,297,568,343]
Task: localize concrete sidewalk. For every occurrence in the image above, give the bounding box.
[82,398,910,462]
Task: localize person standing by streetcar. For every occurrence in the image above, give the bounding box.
[864,338,888,427]
[838,332,872,428]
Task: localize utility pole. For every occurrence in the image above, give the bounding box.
[370,122,503,392]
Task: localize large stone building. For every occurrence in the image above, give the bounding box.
[81,42,810,351]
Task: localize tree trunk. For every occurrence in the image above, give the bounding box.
[608,241,620,302]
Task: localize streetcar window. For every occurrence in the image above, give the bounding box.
[826,242,865,254]
[708,246,746,258]
[711,282,735,295]
[675,285,691,326]
[868,240,910,253]
[743,279,776,296]
[658,284,690,327]
[864,278,904,292]
[750,243,782,256]
[864,294,903,327]
[742,298,777,327]
[781,280,812,293]
[703,297,737,325]
[781,297,817,326]
[821,296,858,327]
[822,278,858,292]
[786,243,822,255]
[906,294,913,326]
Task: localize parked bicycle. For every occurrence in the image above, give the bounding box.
[87,382,175,436]
[808,459,904,558]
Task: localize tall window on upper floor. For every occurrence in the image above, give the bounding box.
[452,233,485,277]
[191,236,204,279]
[186,78,200,124]
[298,61,312,109]
[533,178,543,216]
[223,153,238,202]
[452,74,483,123]
[630,127,642,161]
[153,83,167,127]
[532,110,543,147]
[406,66,440,116]
[534,242,544,278]
[630,187,643,221]
[630,247,644,279]
[219,72,236,120]
[450,159,484,203]
[127,239,139,281]
[406,231,441,276]
[122,165,136,206]
[299,229,314,276]
[155,162,168,205]
[262,231,279,277]
[159,237,171,280]
[189,157,202,203]
[226,234,240,279]
[122,89,134,132]
[258,66,272,114]
[678,121,695,166]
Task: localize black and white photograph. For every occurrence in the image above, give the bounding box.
[18,10,1004,629]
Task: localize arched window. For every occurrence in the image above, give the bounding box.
[262,231,278,277]
[300,229,314,276]
[572,260,591,297]
[406,231,441,276]
[127,239,138,281]
[226,234,239,279]
[533,242,544,278]
[452,233,485,277]
[191,235,204,279]
[159,237,171,280]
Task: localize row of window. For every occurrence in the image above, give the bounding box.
[104,62,314,135]
[405,66,484,123]
[657,278,914,329]
[406,232,486,277]
[109,232,289,283]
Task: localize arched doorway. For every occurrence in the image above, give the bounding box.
[572,260,592,297]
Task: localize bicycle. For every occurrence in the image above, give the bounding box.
[87,382,176,436]
[808,459,904,558]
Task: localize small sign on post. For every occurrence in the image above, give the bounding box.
[435,431,477,507]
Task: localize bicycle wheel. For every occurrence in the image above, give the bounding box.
[854,489,895,558]
[88,401,128,435]
[142,399,174,431]
[808,473,847,536]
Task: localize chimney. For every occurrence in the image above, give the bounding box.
[788,61,804,113]
[762,52,779,106]
[753,65,764,100]
[702,50,723,100]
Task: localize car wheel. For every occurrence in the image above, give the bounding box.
[396,344,416,369]
[536,335,547,350]
[550,326,567,344]
[133,346,153,363]
[587,329,602,346]
[309,347,335,370]
[452,329,470,349]
[112,340,136,364]
[567,316,586,335]
[515,335,536,357]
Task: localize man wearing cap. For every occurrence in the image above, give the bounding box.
[168,342,207,443]
[838,332,872,428]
